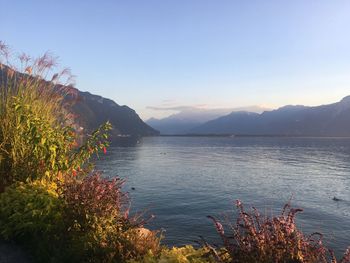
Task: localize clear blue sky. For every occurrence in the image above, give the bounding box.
[1,0,350,119]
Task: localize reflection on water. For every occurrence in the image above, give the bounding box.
[96,137,350,256]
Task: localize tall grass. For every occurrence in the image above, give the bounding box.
[0,41,112,190]
[0,43,74,188]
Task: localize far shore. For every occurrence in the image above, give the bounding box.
[157,134,350,138]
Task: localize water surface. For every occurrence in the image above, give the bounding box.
[96,137,350,256]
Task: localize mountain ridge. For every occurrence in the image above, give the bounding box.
[189,96,350,137]
[146,106,269,135]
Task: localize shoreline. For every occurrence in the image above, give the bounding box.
[157,134,350,138]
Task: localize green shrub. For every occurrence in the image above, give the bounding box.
[0,180,62,240]
[0,179,66,262]
[157,246,215,263]
[130,246,215,263]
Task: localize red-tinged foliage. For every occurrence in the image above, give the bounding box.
[207,200,350,263]
[63,173,128,224]
[61,173,161,262]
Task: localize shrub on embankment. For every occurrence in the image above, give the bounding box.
[0,42,160,262]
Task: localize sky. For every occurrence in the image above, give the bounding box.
[1,0,350,120]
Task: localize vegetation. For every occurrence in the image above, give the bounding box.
[129,246,216,263]
[0,41,349,262]
[0,42,160,262]
[207,200,350,263]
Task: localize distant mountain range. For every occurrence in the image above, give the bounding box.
[146,106,268,135]
[146,97,350,137]
[188,96,350,137]
[0,65,159,140]
[3,65,350,138]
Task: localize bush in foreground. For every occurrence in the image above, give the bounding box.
[0,174,161,262]
[0,180,63,240]
[61,173,161,262]
[207,200,350,263]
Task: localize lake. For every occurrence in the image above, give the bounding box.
[96,136,350,256]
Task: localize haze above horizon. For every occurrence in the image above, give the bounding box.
[1,0,350,120]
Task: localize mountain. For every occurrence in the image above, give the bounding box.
[146,106,268,135]
[0,65,159,139]
[189,96,350,136]
[68,89,159,138]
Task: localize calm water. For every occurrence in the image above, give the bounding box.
[96,137,350,255]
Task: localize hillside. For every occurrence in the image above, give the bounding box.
[68,89,159,138]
